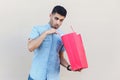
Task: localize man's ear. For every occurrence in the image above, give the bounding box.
[49,13,52,17]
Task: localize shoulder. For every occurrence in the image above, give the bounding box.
[32,24,49,32]
[32,24,42,29]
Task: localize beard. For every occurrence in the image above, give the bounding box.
[52,24,59,29]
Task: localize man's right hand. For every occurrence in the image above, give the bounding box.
[45,28,57,35]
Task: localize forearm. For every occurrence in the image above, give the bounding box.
[28,31,48,52]
[28,28,57,52]
[60,56,69,68]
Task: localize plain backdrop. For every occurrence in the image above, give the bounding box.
[0,0,120,80]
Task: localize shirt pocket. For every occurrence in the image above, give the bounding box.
[41,37,51,48]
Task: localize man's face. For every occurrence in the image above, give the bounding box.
[49,13,65,29]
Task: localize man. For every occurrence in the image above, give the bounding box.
[27,5,80,80]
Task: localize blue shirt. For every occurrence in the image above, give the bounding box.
[29,24,65,80]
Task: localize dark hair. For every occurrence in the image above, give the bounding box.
[52,5,67,17]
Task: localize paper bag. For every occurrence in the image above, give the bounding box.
[61,32,88,70]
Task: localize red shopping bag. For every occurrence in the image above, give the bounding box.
[61,32,88,71]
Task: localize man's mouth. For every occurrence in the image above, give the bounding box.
[53,25,59,29]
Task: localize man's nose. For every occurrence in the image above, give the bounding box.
[56,20,60,25]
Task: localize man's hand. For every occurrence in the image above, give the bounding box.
[74,68,83,72]
[45,28,57,35]
[67,65,83,72]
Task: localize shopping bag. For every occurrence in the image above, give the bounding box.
[61,32,88,71]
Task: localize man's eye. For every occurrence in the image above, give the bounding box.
[55,17,59,20]
[60,20,63,22]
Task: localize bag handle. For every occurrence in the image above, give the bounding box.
[57,25,75,36]
[70,25,75,32]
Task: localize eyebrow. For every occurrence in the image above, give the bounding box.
[55,17,64,21]
[55,17,59,19]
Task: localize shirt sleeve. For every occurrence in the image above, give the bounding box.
[29,26,40,39]
[60,45,65,53]
[58,29,65,53]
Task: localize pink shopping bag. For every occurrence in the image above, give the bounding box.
[61,32,88,71]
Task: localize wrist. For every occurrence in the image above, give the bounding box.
[66,65,71,71]
[44,31,49,35]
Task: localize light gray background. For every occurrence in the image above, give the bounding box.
[0,0,120,80]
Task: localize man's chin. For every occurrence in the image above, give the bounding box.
[54,27,58,29]
[52,26,58,29]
